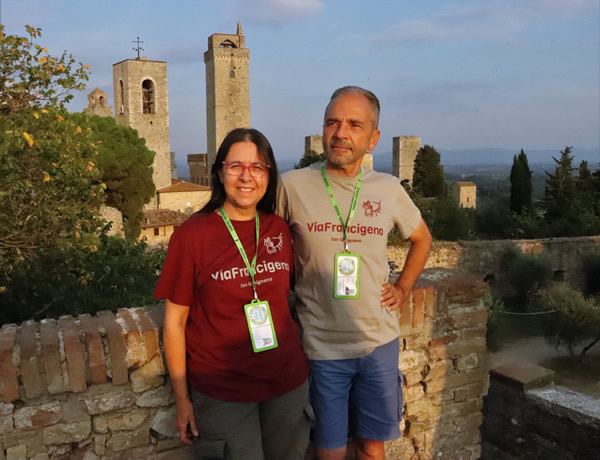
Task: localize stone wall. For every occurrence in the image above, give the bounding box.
[481,362,600,459]
[0,269,488,460]
[388,236,600,290]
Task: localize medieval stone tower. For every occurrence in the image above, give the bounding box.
[112,58,172,197]
[204,23,250,174]
[83,88,113,117]
[393,136,421,185]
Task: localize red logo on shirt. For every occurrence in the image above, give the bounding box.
[264,233,283,254]
[362,200,381,217]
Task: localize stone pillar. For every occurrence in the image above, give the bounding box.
[393,136,421,185]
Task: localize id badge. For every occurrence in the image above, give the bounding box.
[334,252,360,299]
[243,300,278,352]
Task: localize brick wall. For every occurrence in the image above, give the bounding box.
[0,269,488,460]
[481,362,600,459]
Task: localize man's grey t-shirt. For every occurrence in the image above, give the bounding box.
[277,163,421,360]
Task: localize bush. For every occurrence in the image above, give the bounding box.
[493,245,553,308]
[529,282,600,356]
[483,291,505,352]
[0,235,165,324]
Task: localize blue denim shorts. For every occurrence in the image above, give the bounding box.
[308,338,403,449]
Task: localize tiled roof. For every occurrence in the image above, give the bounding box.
[158,178,210,193]
[141,209,189,228]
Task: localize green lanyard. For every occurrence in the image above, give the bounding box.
[320,166,362,252]
[219,207,260,300]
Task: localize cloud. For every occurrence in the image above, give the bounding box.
[338,0,596,48]
[229,0,323,24]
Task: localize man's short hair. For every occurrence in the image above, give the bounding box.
[327,86,380,129]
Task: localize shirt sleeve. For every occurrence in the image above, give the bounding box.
[393,183,422,239]
[153,227,196,306]
[276,176,290,223]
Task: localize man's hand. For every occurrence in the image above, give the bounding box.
[380,283,409,311]
[175,397,199,445]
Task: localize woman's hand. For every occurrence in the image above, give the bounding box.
[175,396,199,445]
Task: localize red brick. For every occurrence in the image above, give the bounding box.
[19,321,46,399]
[97,311,128,385]
[428,334,458,347]
[412,288,425,329]
[462,327,487,340]
[423,287,436,317]
[399,293,412,327]
[40,319,65,394]
[78,314,107,385]
[0,325,19,403]
[59,316,87,393]
[451,309,488,329]
[136,309,160,361]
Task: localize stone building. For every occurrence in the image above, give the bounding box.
[113,57,172,202]
[83,88,112,117]
[304,135,324,156]
[188,153,210,186]
[204,22,250,181]
[140,209,189,246]
[453,181,477,208]
[393,136,421,185]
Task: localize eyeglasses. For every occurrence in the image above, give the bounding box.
[222,161,270,178]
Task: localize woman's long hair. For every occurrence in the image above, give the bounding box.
[199,128,278,215]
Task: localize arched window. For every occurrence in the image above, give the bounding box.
[230,70,235,78]
[219,39,237,48]
[119,80,124,113]
[142,79,155,114]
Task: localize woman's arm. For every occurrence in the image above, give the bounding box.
[164,299,198,444]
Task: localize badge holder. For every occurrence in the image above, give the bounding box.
[244,299,278,352]
[334,241,360,299]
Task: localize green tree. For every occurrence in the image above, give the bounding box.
[509,149,532,214]
[0,25,89,112]
[529,283,600,356]
[294,150,326,169]
[412,144,446,198]
[543,146,577,224]
[74,114,155,239]
[0,108,105,272]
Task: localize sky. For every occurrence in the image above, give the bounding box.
[1,0,599,167]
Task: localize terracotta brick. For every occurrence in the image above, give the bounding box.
[19,321,46,399]
[399,293,412,328]
[136,309,160,362]
[412,288,425,329]
[451,309,488,329]
[423,286,436,317]
[428,334,458,347]
[58,317,86,393]
[39,319,65,395]
[78,314,107,385]
[0,325,19,403]
[97,311,128,385]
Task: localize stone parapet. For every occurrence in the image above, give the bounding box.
[481,362,600,459]
[0,271,488,459]
[388,235,600,289]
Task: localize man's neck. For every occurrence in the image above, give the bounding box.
[324,160,362,177]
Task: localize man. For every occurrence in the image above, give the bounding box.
[277,86,432,460]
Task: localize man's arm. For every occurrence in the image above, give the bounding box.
[380,218,432,310]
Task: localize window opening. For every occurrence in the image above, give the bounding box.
[142,79,155,114]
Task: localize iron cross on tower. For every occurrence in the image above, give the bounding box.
[132,37,144,59]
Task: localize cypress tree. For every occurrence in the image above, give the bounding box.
[510,149,532,214]
[412,144,446,198]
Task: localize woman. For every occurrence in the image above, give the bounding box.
[155,128,310,459]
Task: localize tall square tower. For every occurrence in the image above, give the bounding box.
[112,58,171,195]
[204,23,250,175]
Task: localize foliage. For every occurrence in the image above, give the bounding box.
[484,291,505,352]
[0,108,105,272]
[475,198,512,239]
[529,282,600,356]
[509,149,532,214]
[0,25,89,112]
[73,114,155,239]
[493,245,553,307]
[294,150,325,169]
[412,144,446,198]
[0,235,166,324]
[417,196,477,241]
[582,251,600,296]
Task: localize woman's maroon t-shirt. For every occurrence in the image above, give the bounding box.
[154,211,308,402]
